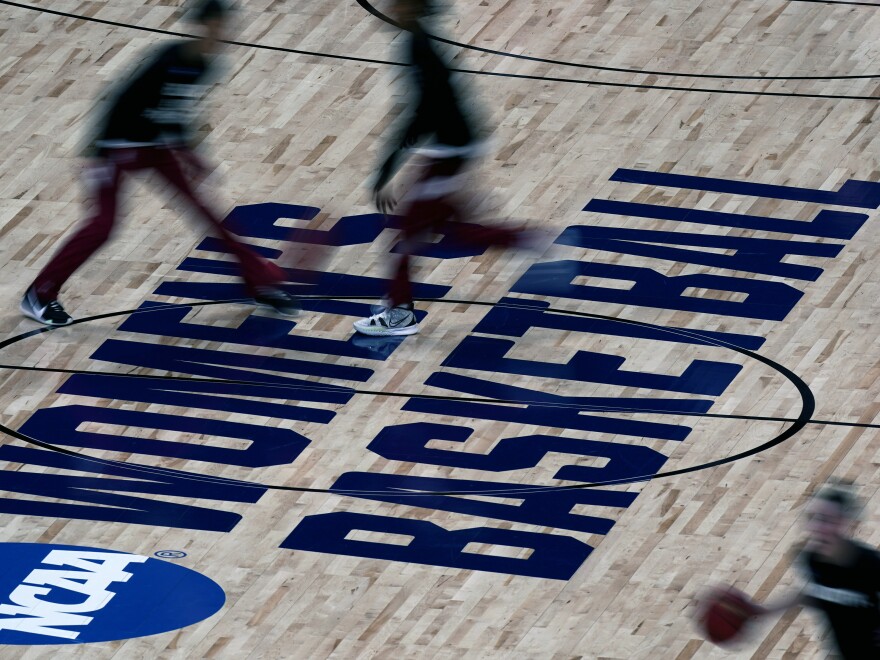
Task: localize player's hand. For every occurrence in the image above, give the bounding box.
[374,186,397,215]
[750,602,770,617]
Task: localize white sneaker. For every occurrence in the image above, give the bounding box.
[353,305,420,336]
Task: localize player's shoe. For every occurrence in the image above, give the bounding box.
[353,304,420,336]
[254,287,301,316]
[20,287,73,327]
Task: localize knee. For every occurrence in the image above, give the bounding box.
[77,215,115,248]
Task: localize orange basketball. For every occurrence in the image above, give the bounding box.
[699,587,759,645]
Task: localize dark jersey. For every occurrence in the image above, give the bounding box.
[375,25,475,190]
[93,41,210,153]
[401,28,473,150]
[801,542,880,658]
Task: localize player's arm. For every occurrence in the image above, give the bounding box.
[755,543,815,616]
[755,589,806,615]
[371,111,427,213]
[170,48,223,155]
[371,153,401,215]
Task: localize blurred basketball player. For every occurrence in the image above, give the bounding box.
[21,0,298,327]
[353,0,535,336]
[709,481,880,657]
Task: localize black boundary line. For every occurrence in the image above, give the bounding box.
[0,296,824,497]
[790,0,880,6]
[0,0,406,66]
[356,0,880,81]
[2,0,880,100]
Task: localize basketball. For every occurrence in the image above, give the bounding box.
[699,587,759,645]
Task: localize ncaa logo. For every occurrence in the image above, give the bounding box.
[0,543,225,644]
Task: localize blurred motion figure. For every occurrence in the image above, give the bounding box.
[354,0,534,336]
[705,481,880,657]
[21,0,298,327]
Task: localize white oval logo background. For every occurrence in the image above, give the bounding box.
[0,543,225,645]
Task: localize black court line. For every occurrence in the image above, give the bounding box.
[790,0,880,6]
[2,0,880,100]
[0,0,406,67]
[0,296,821,496]
[356,0,880,81]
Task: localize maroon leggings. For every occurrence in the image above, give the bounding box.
[32,147,283,301]
[388,157,523,307]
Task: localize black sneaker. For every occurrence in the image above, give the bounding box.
[253,287,301,316]
[20,287,73,327]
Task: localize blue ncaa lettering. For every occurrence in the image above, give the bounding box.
[0,543,225,645]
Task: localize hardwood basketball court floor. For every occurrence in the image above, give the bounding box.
[0,0,879,657]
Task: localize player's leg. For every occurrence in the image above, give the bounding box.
[385,192,454,307]
[23,155,126,326]
[443,211,526,249]
[353,154,547,337]
[426,157,530,250]
[355,157,482,336]
[153,148,299,315]
[352,191,442,336]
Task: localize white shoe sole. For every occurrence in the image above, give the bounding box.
[352,321,420,337]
